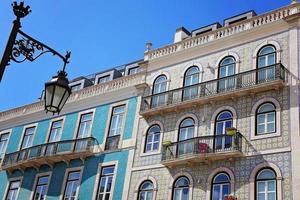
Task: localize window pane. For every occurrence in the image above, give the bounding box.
[268,54,275,66]
[268,192,276,200]
[228,64,234,75]
[267,113,275,122]
[268,181,275,191]
[257,193,265,200]
[222,184,230,196]
[258,115,265,124]
[69,172,80,180]
[257,169,276,179]
[174,189,181,200]
[213,185,220,200]
[154,133,160,142]
[182,188,189,200]
[220,67,227,78]
[102,167,114,175]
[258,57,266,68]
[257,182,265,192]
[267,123,275,133]
[257,125,265,135]
[214,173,230,183]
[175,177,189,187]
[258,103,275,113]
[216,122,224,135]
[153,143,159,151]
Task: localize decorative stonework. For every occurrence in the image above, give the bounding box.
[144,3,299,61]
[0,72,145,122]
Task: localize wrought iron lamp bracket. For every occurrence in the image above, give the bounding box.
[10,29,71,71]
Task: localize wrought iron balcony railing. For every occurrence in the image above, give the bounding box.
[1,137,97,171]
[161,133,244,166]
[141,64,288,115]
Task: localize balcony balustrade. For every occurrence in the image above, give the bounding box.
[1,137,97,171]
[141,64,288,116]
[162,133,244,167]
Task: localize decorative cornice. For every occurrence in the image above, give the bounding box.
[0,72,146,122]
[144,3,300,61]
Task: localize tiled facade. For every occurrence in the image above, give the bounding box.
[1,1,300,200]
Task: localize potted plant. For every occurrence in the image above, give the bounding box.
[224,195,237,200]
[163,140,172,146]
[226,127,237,136]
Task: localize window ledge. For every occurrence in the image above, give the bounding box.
[140,150,161,157]
[250,132,281,140]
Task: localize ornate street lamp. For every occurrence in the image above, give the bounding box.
[0,2,72,114]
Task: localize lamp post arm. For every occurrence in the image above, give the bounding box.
[0,1,71,83]
[17,30,71,65]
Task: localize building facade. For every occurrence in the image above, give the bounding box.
[1,1,300,200]
[0,64,144,200]
[128,2,300,200]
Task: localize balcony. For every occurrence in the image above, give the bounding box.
[1,137,97,172]
[162,133,244,167]
[141,64,288,116]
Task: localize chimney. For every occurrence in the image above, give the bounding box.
[174,27,190,43]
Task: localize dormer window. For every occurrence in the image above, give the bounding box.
[97,75,111,84]
[70,83,82,92]
[94,71,116,85]
[69,79,85,92]
[128,66,140,75]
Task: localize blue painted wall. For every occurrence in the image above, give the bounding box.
[0,96,137,199]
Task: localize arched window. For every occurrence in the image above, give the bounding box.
[172,176,190,200]
[257,45,276,83]
[137,180,154,200]
[183,66,200,100]
[218,57,236,91]
[211,172,231,200]
[257,45,276,68]
[256,103,276,135]
[145,125,161,153]
[151,75,168,107]
[178,118,195,155]
[256,168,277,200]
[215,111,233,150]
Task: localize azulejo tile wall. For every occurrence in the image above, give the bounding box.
[129,152,291,200]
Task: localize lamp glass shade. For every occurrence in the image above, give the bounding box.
[44,71,71,114]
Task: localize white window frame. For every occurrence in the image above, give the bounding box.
[92,161,118,200]
[73,109,95,139]
[140,121,164,157]
[94,71,114,85]
[45,116,65,143]
[102,101,128,150]
[256,103,276,135]
[250,97,281,140]
[30,172,52,200]
[18,123,38,150]
[60,166,84,200]
[125,65,140,76]
[256,179,276,200]
[69,79,85,92]
[0,129,12,159]
[2,177,23,200]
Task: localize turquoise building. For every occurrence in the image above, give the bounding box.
[0,62,144,200]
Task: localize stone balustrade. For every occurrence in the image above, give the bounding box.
[145,3,300,60]
[0,72,145,121]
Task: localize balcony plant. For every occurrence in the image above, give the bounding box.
[226,127,237,136]
[224,195,237,200]
[163,140,172,146]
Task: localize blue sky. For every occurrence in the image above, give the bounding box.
[0,0,291,111]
